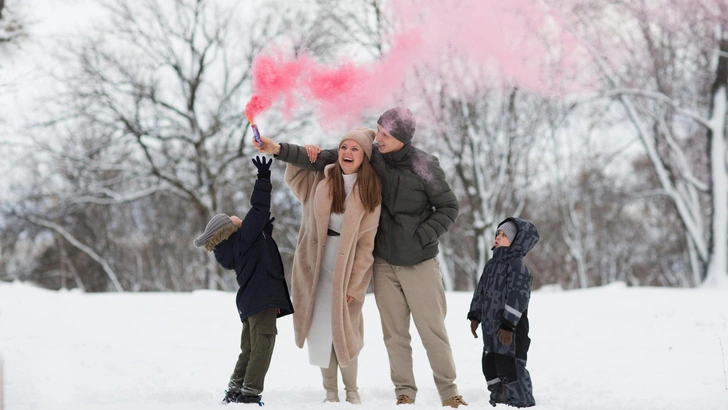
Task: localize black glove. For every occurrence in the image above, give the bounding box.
[252,156,272,180]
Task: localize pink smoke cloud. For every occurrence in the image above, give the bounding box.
[245,0,586,127]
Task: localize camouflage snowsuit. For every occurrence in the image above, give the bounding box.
[468,217,539,408]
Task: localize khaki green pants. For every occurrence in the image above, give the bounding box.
[373,256,459,401]
[229,308,278,396]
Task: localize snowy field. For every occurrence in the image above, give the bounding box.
[1,281,727,410]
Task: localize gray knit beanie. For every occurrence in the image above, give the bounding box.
[340,128,375,159]
[377,107,416,144]
[497,221,518,242]
[194,213,234,249]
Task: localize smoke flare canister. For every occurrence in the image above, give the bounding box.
[251,123,261,145]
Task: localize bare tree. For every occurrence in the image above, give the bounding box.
[6,0,721,291]
[0,0,23,44]
[5,0,337,291]
[412,63,550,289]
[313,0,389,58]
[562,0,727,285]
[17,212,124,291]
[547,117,601,289]
[303,0,564,289]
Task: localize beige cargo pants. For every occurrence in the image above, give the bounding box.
[373,256,459,401]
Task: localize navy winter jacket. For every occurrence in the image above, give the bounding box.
[214,177,294,322]
[468,217,539,358]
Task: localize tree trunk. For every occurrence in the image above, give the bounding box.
[704,35,728,286]
[438,254,454,291]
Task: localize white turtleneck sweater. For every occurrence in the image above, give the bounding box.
[327,173,357,234]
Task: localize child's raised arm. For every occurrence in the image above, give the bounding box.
[235,156,274,254]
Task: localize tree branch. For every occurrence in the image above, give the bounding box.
[8,209,124,292]
[598,88,711,128]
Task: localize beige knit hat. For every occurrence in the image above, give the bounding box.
[339,128,375,159]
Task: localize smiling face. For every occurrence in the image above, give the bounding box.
[494,230,512,248]
[338,139,365,174]
[376,124,405,154]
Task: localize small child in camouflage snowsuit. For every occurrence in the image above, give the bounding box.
[468,217,539,408]
[194,156,294,405]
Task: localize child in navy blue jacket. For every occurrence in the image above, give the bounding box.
[194,156,294,405]
[467,218,539,408]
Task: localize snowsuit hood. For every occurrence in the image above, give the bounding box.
[494,217,539,257]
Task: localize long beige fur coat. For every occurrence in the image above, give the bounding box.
[285,163,381,367]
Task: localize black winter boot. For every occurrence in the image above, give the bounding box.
[221,388,242,404]
[502,359,535,408]
[238,394,263,405]
[487,379,505,407]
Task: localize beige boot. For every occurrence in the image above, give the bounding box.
[441,395,468,408]
[321,356,339,402]
[324,390,340,403]
[345,391,361,404]
[341,357,360,404]
[397,394,415,405]
[321,365,339,402]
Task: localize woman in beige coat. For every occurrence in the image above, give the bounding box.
[282,128,381,404]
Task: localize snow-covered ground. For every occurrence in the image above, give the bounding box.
[1,281,726,410]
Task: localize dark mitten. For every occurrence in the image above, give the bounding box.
[252,155,273,180]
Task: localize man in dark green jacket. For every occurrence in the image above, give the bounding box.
[255,108,467,408]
